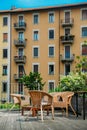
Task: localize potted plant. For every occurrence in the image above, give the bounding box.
[19,72,45,90]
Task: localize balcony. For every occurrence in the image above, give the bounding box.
[60,35,74,44]
[61,18,74,27]
[14,56,26,64]
[60,54,75,63]
[14,74,23,81]
[14,22,26,30]
[14,39,27,47]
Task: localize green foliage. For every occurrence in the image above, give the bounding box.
[0,103,19,110]
[75,56,87,74]
[49,85,63,93]
[19,72,45,90]
[60,72,87,91]
[59,56,87,91]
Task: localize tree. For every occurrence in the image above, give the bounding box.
[75,56,87,74]
[58,56,87,91]
[19,72,45,90]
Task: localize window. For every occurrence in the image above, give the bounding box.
[18,48,23,56]
[2,82,7,92]
[49,81,54,91]
[33,31,39,41]
[48,64,54,75]
[82,9,87,20]
[33,47,39,57]
[65,45,70,58]
[49,12,54,23]
[82,62,87,72]
[18,65,24,77]
[19,15,24,26]
[49,29,54,39]
[3,33,8,42]
[65,11,70,23]
[3,49,8,58]
[33,14,39,24]
[82,45,87,55]
[3,65,7,75]
[3,17,8,26]
[33,64,39,72]
[65,64,70,75]
[18,83,23,94]
[49,46,54,57]
[82,27,87,37]
[18,32,24,41]
[65,28,70,35]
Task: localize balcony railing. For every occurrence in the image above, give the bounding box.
[60,35,74,44]
[14,22,26,30]
[14,55,26,63]
[60,54,75,63]
[14,39,27,47]
[14,74,23,80]
[61,18,74,27]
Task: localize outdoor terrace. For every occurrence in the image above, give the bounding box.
[0,110,87,130]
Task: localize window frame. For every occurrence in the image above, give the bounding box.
[81,8,87,20]
[48,62,55,75]
[81,26,87,37]
[2,65,8,75]
[2,82,7,93]
[48,80,55,91]
[48,45,55,57]
[48,12,55,23]
[33,30,39,41]
[32,63,39,73]
[3,49,8,58]
[3,33,8,42]
[33,13,39,24]
[3,16,8,26]
[48,29,55,40]
[33,46,39,58]
[64,63,70,75]
[82,44,87,55]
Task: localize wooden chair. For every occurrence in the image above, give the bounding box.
[29,90,54,121]
[51,92,76,117]
[10,94,30,111]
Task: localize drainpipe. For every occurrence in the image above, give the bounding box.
[9,13,12,102]
[58,9,60,84]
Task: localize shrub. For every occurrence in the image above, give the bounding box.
[60,72,87,91]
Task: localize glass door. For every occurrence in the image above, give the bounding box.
[19,15,24,26]
[65,45,70,58]
[18,48,23,57]
[18,32,24,41]
[65,64,70,75]
[65,11,70,23]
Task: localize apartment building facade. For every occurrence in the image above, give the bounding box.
[0,2,87,102]
[0,13,11,102]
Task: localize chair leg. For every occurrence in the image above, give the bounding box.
[41,105,43,121]
[66,106,68,117]
[70,104,76,116]
[61,108,65,116]
[51,105,54,120]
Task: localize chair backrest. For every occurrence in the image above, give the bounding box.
[29,90,53,107]
[20,95,30,107]
[50,91,74,105]
[13,97,20,104]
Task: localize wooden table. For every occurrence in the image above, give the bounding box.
[74,91,87,120]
